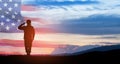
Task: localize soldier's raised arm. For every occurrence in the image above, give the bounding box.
[18,23,25,30]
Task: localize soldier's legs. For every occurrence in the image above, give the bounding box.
[24,39,32,55]
[27,42,32,55]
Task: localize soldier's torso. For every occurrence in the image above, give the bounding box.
[23,26,34,39]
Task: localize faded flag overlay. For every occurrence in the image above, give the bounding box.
[0,0,120,55]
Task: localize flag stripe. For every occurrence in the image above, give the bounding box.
[21,5,37,11]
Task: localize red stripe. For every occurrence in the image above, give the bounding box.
[21,5,48,24]
[0,39,59,48]
[21,5,36,11]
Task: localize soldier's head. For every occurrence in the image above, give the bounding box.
[26,19,31,26]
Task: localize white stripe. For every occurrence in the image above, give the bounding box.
[0,33,120,46]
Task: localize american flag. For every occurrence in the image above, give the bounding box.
[0,0,57,55]
[0,0,23,32]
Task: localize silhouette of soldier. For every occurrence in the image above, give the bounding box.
[18,20,35,55]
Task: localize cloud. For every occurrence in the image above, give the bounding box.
[65,14,120,22]
[57,15,120,35]
[96,36,118,39]
[21,0,120,23]
[21,5,104,22]
[93,0,120,12]
[21,0,120,35]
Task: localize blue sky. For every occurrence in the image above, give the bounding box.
[21,0,120,35]
[22,0,99,5]
[22,0,120,21]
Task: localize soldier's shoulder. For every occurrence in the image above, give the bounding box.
[31,26,34,28]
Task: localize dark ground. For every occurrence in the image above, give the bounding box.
[0,49,120,64]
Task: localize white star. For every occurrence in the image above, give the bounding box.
[12,15,15,18]
[1,15,5,18]
[11,23,15,26]
[0,22,4,26]
[5,11,9,14]
[8,7,12,11]
[4,3,8,7]
[0,8,2,10]
[0,0,2,2]
[6,19,10,22]
[17,19,21,22]
[6,26,10,30]
[14,3,18,7]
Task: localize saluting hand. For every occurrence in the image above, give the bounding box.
[21,23,25,25]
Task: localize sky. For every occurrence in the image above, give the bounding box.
[21,0,120,44]
[0,0,120,55]
[21,0,120,22]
